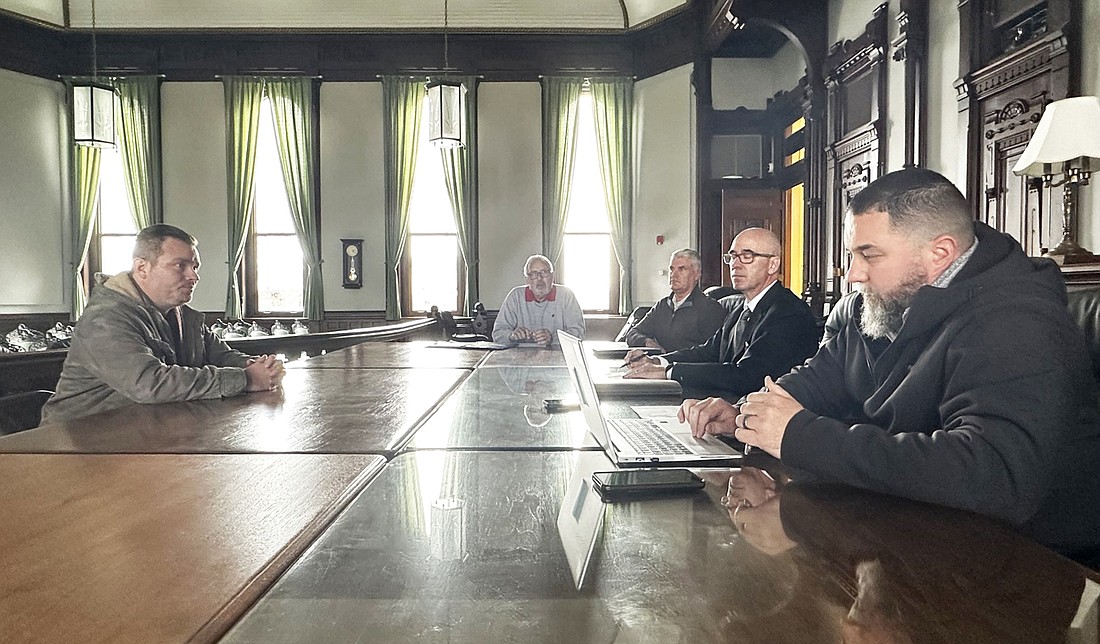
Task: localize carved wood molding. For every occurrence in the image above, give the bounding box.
[828,124,880,163]
[966,33,1068,100]
[982,91,1048,141]
[823,3,888,85]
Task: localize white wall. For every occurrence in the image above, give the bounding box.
[0,69,68,313]
[161,82,230,314]
[633,64,695,306]
[320,82,386,311]
[477,82,543,309]
[1078,0,1099,250]
[711,41,805,111]
[926,0,963,184]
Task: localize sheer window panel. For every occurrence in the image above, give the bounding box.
[250,97,305,315]
[408,233,459,314]
[97,147,138,276]
[255,234,304,313]
[561,89,615,311]
[562,232,613,311]
[405,99,460,313]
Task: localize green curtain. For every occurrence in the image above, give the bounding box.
[71,144,103,320]
[267,77,324,321]
[590,78,634,314]
[382,76,425,320]
[113,76,163,229]
[440,77,479,315]
[222,76,264,319]
[540,77,584,267]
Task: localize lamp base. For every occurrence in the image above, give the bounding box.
[1043,237,1097,265]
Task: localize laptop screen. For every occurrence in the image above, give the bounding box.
[558,331,621,464]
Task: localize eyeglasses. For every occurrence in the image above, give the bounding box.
[525,270,551,280]
[722,250,777,265]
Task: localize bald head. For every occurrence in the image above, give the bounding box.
[733,228,782,256]
[728,227,783,301]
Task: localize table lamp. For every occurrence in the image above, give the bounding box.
[1012,96,1100,263]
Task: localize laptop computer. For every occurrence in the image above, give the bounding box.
[559,331,742,467]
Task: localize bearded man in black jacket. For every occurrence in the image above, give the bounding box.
[680,168,1100,565]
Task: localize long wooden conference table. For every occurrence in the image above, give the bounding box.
[0,340,1097,643]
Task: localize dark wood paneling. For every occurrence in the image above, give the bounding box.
[0,11,66,78]
[957,0,1079,257]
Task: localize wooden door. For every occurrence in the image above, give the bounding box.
[720,188,784,286]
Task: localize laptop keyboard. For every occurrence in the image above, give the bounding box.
[610,418,692,455]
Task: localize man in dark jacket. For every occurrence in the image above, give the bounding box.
[681,168,1100,562]
[624,228,819,399]
[40,224,286,425]
[624,248,728,351]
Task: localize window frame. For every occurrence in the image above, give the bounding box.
[558,83,620,314]
[242,84,322,320]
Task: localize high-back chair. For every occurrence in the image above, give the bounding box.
[0,389,53,435]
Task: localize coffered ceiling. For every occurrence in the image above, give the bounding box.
[1,0,688,30]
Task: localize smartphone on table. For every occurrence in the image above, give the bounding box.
[591,469,704,502]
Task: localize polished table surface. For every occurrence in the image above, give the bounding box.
[0,452,384,644]
[0,367,468,454]
[222,450,1099,643]
[479,345,566,367]
[404,365,682,451]
[288,340,489,369]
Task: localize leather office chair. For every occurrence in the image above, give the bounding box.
[614,305,652,343]
[1066,287,1100,383]
[704,284,739,301]
[0,389,53,435]
[430,306,490,342]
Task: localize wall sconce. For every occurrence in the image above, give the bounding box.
[1013,96,1100,264]
[341,239,363,289]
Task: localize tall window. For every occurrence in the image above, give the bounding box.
[561,87,617,312]
[91,146,138,276]
[247,96,304,315]
[405,100,459,313]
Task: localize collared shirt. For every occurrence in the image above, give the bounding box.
[671,291,691,312]
[931,239,979,288]
[745,279,779,313]
[887,239,979,342]
[525,286,558,303]
[656,282,778,369]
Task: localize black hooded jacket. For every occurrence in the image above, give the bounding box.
[778,221,1100,558]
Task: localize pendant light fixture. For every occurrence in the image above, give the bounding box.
[72,0,117,148]
[426,0,466,148]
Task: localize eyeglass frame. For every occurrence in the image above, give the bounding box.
[525,269,552,280]
[721,250,777,265]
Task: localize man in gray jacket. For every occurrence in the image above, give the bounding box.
[40,224,285,425]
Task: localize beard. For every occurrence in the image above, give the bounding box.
[858,263,927,340]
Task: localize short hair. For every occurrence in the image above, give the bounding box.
[670,248,702,272]
[847,168,975,247]
[524,254,554,274]
[133,224,198,263]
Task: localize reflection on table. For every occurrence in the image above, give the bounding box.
[478,346,566,368]
[0,367,468,455]
[403,366,681,451]
[223,451,1098,644]
[288,340,488,370]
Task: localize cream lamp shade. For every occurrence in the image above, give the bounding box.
[1013,96,1100,177]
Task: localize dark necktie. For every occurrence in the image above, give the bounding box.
[724,307,753,362]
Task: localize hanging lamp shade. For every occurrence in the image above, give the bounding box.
[72,81,117,148]
[426,79,466,148]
